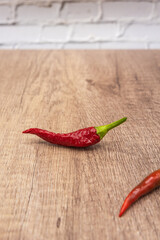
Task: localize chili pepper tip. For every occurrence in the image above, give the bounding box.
[119,203,127,217]
[22,129,33,134]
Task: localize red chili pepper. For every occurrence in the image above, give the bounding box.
[119,169,160,217]
[22,117,127,148]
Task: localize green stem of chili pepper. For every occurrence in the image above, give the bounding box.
[95,117,127,140]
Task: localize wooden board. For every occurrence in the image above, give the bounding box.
[0,50,160,240]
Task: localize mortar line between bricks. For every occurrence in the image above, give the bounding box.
[0,42,158,50]
[1,19,160,27]
[0,0,156,5]
[0,39,157,45]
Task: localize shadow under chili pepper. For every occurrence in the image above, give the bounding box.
[100,141,123,151]
[27,139,106,151]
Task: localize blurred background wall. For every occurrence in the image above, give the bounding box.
[0,0,160,49]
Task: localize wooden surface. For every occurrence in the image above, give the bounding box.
[0,50,160,240]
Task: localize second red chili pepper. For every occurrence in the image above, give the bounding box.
[23,117,127,147]
[119,169,160,217]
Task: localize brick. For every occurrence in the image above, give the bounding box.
[63,42,99,49]
[102,2,152,20]
[0,1,10,4]
[0,26,41,43]
[14,0,53,5]
[155,3,160,19]
[122,23,160,41]
[41,25,70,42]
[60,2,98,22]
[149,42,160,49]
[0,44,13,49]
[17,3,61,24]
[14,43,63,49]
[72,23,117,41]
[100,42,147,49]
[0,6,11,23]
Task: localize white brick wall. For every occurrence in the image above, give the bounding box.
[0,1,160,49]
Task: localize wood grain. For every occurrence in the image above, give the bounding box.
[0,50,160,240]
